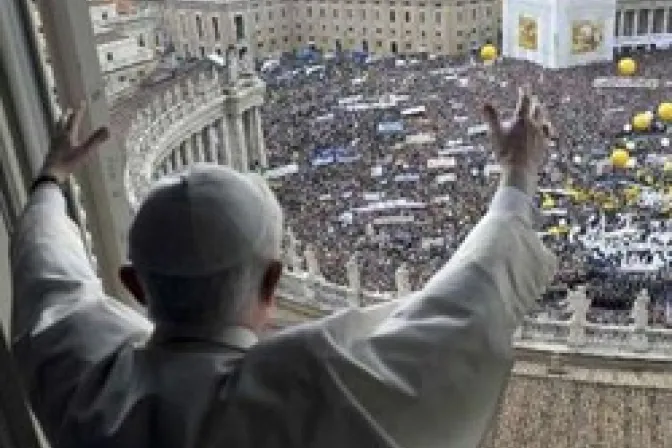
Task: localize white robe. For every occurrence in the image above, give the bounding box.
[11,184,556,448]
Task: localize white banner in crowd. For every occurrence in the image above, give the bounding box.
[371,165,384,177]
[374,215,415,225]
[264,163,299,179]
[467,124,489,137]
[436,173,457,183]
[401,106,426,116]
[422,237,445,249]
[427,157,456,169]
[592,77,660,89]
[405,133,436,145]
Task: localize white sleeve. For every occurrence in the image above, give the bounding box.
[291,186,557,448]
[10,185,152,435]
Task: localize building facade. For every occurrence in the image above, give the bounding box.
[89,0,164,102]
[503,0,672,68]
[164,0,672,59]
[163,0,502,58]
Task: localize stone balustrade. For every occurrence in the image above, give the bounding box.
[276,260,672,360]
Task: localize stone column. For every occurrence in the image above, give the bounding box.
[664,8,670,34]
[618,11,625,37]
[567,286,589,348]
[648,9,654,35]
[195,129,206,163]
[172,148,181,171]
[251,107,268,168]
[207,124,218,163]
[216,119,232,166]
[184,136,194,166]
[230,113,248,171]
[634,10,640,35]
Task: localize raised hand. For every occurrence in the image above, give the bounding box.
[482,86,556,195]
[41,101,110,183]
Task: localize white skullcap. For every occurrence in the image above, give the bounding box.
[129,164,281,277]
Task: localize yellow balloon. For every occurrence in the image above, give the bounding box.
[632,113,652,131]
[611,149,629,168]
[618,57,637,76]
[480,44,497,61]
[658,102,672,122]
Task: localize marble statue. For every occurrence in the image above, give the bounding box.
[567,285,590,347]
[632,289,650,330]
[395,263,410,297]
[346,254,360,292]
[239,46,254,75]
[568,285,590,327]
[304,244,320,277]
[225,45,239,85]
[285,228,300,272]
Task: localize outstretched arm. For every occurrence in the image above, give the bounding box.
[10,104,151,438]
[225,87,557,448]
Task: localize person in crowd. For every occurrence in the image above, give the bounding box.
[12,87,555,447]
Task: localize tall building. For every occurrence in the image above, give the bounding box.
[89,0,164,102]
[163,0,503,58]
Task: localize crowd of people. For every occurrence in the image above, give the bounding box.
[258,49,672,326]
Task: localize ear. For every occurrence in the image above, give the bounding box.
[260,261,283,306]
[119,264,146,306]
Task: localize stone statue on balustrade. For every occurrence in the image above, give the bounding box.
[304,243,320,278]
[285,227,301,272]
[346,253,361,307]
[239,46,255,76]
[632,289,650,331]
[630,288,651,352]
[346,253,361,292]
[395,263,411,298]
[225,45,239,86]
[567,285,590,348]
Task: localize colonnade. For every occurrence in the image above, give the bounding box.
[616,7,672,37]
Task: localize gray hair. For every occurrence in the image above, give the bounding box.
[139,173,284,326]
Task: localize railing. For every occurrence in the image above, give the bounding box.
[276,269,672,360]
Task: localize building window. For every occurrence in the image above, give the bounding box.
[375,10,380,20]
[320,8,325,17]
[435,11,441,23]
[155,34,160,46]
[180,14,187,36]
[212,17,220,40]
[200,46,205,57]
[102,12,108,20]
[457,43,463,51]
[215,48,222,55]
[435,31,441,37]
[234,15,245,40]
[405,11,411,22]
[258,41,264,48]
[282,8,286,17]
[486,6,491,17]
[333,9,338,18]
[307,7,312,17]
[419,11,425,23]
[421,30,426,37]
[457,30,462,36]
[472,9,477,20]
[405,42,412,49]
[268,11,273,20]
[255,12,260,22]
[361,9,366,19]
[390,10,395,22]
[376,40,383,47]
[118,75,126,82]
[196,16,204,39]
[347,9,353,18]
[106,52,113,61]
[457,12,462,21]
[376,28,382,34]
[138,34,145,47]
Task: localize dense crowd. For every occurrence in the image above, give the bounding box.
[259,49,672,326]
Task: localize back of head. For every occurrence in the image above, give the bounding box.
[128,165,283,327]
